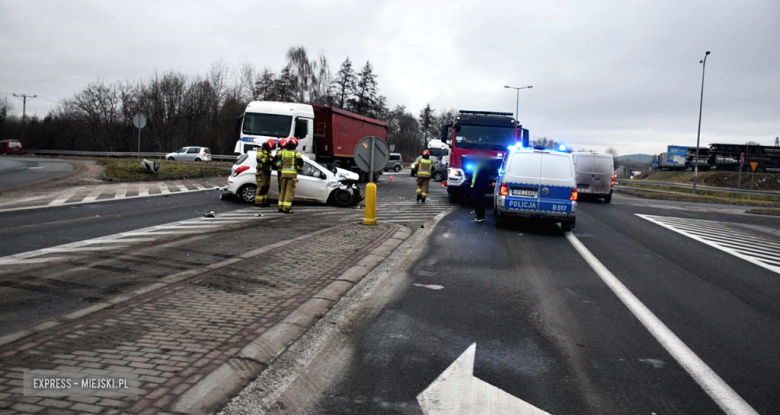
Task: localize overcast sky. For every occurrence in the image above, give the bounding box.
[1,0,778,155]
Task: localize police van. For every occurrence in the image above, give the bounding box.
[493,146,578,231]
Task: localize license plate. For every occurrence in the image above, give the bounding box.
[578,187,590,193]
[512,189,537,197]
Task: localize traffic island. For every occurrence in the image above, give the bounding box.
[0,222,411,415]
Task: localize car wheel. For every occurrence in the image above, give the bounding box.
[330,189,354,207]
[394,165,401,172]
[238,184,256,204]
[448,190,460,204]
[432,171,444,182]
[603,194,612,203]
[411,171,416,177]
[194,158,202,162]
[167,157,175,161]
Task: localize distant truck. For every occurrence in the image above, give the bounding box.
[707,143,780,172]
[655,145,707,171]
[234,101,388,181]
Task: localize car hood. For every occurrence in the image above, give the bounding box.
[335,168,359,181]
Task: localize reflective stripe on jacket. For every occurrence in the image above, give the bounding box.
[415,158,433,178]
[278,150,303,178]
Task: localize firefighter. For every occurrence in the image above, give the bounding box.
[254,139,276,207]
[274,137,303,213]
[411,150,434,203]
[275,138,287,196]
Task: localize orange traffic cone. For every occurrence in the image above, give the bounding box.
[389,175,394,182]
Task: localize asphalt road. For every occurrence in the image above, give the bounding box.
[0,157,78,191]
[262,194,780,415]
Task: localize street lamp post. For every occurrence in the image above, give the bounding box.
[692,51,711,195]
[504,85,533,121]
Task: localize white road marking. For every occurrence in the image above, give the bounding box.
[158,182,170,194]
[0,194,52,207]
[138,186,149,197]
[47,188,80,205]
[81,187,104,203]
[174,182,189,192]
[417,343,551,415]
[412,283,444,290]
[566,232,759,415]
[114,187,127,199]
[638,214,780,275]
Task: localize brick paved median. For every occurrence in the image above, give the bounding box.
[0,223,402,414]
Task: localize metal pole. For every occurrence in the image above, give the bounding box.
[369,137,375,184]
[738,165,742,189]
[363,137,378,226]
[692,51,710,195]
[137,127,141,159]
[515,89,519,121]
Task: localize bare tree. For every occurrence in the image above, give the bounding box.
[605,147,619,158]
[310,53,333,105]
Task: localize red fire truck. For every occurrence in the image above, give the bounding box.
[441,110,529,203]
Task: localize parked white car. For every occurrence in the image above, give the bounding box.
[165,146,212,162]
[225,151,362,207]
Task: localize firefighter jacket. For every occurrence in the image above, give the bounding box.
[275,149,303,178]
[413,158,433,178]
[256,148,273,173]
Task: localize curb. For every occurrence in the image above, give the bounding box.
[171,224,412,415]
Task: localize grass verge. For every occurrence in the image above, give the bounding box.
[744,208,780,217]
[642,170,780,191]
[616,183,780,208]
[101,158,231,181]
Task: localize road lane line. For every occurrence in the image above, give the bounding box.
[158,182,171,194]
[174,182,189,192]
[565,232,759,415]
[138,186,149,197]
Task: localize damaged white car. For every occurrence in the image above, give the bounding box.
[225,151,362,207]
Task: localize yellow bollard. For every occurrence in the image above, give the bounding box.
[363,182,377,225]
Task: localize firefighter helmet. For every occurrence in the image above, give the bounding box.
[422,150,430,156]
[278,138,288,148]
[288,137,299,147]
[265,139,277,149]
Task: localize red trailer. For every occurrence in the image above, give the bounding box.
[312,105,388,176]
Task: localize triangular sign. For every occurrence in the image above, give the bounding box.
[750,161,759,172]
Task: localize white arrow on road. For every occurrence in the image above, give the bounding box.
[417,343,551,415]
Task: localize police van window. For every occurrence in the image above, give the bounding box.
[507,153,542,178]
[541,154,573,180]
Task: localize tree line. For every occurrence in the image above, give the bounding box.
[0,47,456,161]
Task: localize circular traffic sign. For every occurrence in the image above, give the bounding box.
[353,136,390,173]
[133,113,147,129]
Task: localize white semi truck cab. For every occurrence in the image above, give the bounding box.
[234,101,315,157]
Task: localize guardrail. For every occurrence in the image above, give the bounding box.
[26,149,238,162]
[620,180,780,197]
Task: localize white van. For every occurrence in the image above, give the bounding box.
[493,147,578,231]
[572,152,615,203]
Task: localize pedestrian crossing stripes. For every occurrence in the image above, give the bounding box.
[637,214,780,275]
[0,180,224,212]
[0,206,338,267]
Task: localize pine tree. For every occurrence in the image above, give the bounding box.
[254,69,278,101]
[419,104,435,146]
[350,61,378,116]
[332,58,356,110]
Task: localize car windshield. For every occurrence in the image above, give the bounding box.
[243,113,293,138]
[454,125,515,150]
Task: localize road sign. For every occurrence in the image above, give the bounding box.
[133,113,147,129]
[750,161,759,172]
[417,343,551,415]
[739,152,745,167]
[353,136,390,173]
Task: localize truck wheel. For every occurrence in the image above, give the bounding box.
[333,160,343,169]
[329,189,354,207]
[394,165,401,172]
[238,184,256,204]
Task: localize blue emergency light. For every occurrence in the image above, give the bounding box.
[464,163,474,172]
[558,144,567,152]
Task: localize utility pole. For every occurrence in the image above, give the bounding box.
[12,93,37,123]
[775,137,779,147]
[692,51,710,196]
